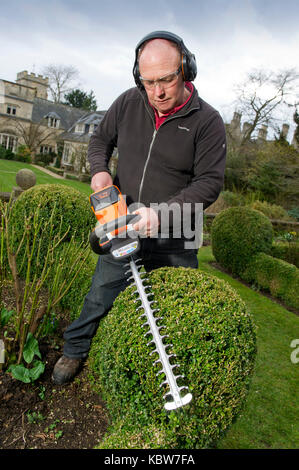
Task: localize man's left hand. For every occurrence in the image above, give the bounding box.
[132,207,160,237]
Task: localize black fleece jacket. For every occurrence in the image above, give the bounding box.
[88,85,226,214]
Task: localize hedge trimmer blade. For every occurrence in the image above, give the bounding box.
[126,257,192,411]
[89,186,192,411]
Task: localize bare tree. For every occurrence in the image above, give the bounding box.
[41,64,80,103]
[233,68,299,146]
[0,117,59,161]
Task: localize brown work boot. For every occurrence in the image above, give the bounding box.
[51,355,83,385]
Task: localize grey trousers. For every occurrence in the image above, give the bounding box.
[63,238,198,359]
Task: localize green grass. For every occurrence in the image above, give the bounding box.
[198,246,299,449]
[0,159,92,196]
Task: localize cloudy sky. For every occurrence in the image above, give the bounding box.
[1,0,298,136]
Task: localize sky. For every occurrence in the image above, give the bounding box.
[1,0,299,138]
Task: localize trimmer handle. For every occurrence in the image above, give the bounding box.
[94,214,140,240]
[89,214,141,256]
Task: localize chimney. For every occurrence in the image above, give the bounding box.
[282,123,289,139]
[258,124,268,141]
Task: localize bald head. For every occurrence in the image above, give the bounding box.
[138,39,181,75]
[136,38,188,116]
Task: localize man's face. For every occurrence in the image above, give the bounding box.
[138,40,186,116]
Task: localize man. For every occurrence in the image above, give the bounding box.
[52,31,226,385]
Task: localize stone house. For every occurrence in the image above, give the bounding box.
[0,70,106,173]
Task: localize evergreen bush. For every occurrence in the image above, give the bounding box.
[9,184,94,278]
[271,241,299,268]
[54,244,97,320]
[211,207,274,276]
[242,253,299,309]
[250,200,295,221]
[88,267,256,449]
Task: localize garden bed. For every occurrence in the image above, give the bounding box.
[0,283,109,450]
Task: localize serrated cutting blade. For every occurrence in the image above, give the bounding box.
[128,256,192,411]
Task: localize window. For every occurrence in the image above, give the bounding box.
[0,133,18,152]
[6,105,16,115]
[75,123,85,133]
[40,145,53,154]
[62,143,72,163]
[48,117,60,128]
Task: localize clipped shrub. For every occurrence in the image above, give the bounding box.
[46,166,64,176]
[211,207,274,276]
[88,267,256,449]
[53,244,97,320]
[204,190,244,214]
[9,184,94,278]
[271,241,299,268]
[250,200,295,221]
[242,253,299,309]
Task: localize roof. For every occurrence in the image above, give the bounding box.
[58,110,106,143]
[31,97,88,130]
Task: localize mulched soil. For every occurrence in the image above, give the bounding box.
[0,284,110,450]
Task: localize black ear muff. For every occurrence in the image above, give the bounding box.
[133,30,197,89]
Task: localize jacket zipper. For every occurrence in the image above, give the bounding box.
[138,128,157,202]
[137,104,200,203]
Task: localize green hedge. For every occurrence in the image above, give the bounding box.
[211,207,274,276]
[52,244,97,321]
[88,267,256,449]
[46,166,64,176]
[271,241,299,268]
[9,184,94,278]
[242,253,299,309]
[250,200,295,221]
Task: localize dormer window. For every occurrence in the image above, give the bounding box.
[48,117,59,128]
[44,112,61,129]
[75,123,85,133]
[7,105,17,115]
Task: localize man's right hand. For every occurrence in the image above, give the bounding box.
[91,171,113,192]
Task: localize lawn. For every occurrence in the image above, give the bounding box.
[0,159,93,196]
[198,246,299,449]
[2,157,298,448]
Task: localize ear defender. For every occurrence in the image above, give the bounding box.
[133,30,197,89]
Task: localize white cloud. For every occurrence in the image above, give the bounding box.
[1,0,298,137]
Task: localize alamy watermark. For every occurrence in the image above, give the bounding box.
[100,199,203,250]
[290,339,299,364]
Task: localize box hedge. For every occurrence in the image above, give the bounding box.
[88,267,256,449]
[211,207,274,276]
[52,244,97,321]
[271,241,299,268]
[242,253,299,309]
[9,184,95,278]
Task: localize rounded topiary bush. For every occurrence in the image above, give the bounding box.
[9,184,94,277]
[211,206,274,276]
[88,267,256,449]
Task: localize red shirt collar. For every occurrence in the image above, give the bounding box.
[150,82,194,130]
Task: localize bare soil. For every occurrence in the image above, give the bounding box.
[0,288,109,450]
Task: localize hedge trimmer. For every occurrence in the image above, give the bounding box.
[89,185,192,411]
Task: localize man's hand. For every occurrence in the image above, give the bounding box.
[91,171,113,192]
[132,207,160,237]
